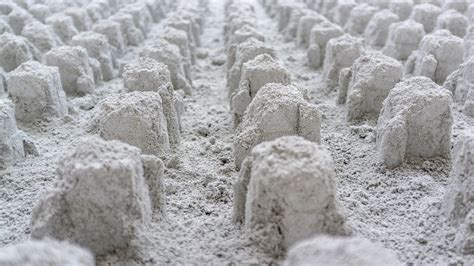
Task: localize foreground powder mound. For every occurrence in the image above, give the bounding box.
[45,46,95,96]
[88,91,172,156]
[234,83,321,168]
[283,235,402,266]
[435,9,467,38]
[0,239,95,265]
[71,31,116,82]
[0,33,40,72]
[344,3,378,36]
[92,19,126,57]
[443,132,474,254]
[140,40,192,95]
[339,52,402,122]
[382,19,425,61]
[444,57,474,117]
[307,20,343,69]
[45,13,79,44]
[322,34,365,89]
[410,3,441,33]
[227,38,277,97]
[0,99,25,170]
[21,20,62,53]
[231,54,291,126]
[233,136,349,256]
[405,30,463,85]
[364,9,399,49]
[6,61,68,123]
[30,137,161,255]
[376,77,453,168]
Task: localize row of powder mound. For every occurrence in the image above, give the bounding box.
[0,0,177,169]
[0,0,209,265]
[0,0,201,169]
[220,0,404,265]
[263,0,474,259]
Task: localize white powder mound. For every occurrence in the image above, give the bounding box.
[234,83,320,169]
[88,91,172,156]
[231,53,291,126]
[389,0,413,21]
[160,26,195,65]
[45,45,95,96]
[28,4,51,23]
[0,17,13,34]
[233,136,349,256]
[109,12,145,46]
[123,57,172,93]
[45,13,79,45]
[6,5,34,35]
[71,31,116,82]
[30,136,159,256]
[382,19,425,61]
[410,3,442,33]
[92,19,127,57]
[444,57,474,117]
[284,235,402,266]
[344,3,378,36]
[296,13,327,49]
[227,37,277,97]
[364,10,399,49]
[307,20,343,69]
[0,33,40,72]
[443,131,474,255]
[331,0,356,27]
[405,30,463,85]
[0,239,95,266]
[21,20,62,53]
[340,52,402,122]
[6,61,68,123]
[322,34,365,89]
[64,7,92,32]
[121,3,153,36]
[376,77,453,168]
[435,9,468,38]
[140,39,192,95]
[275,1,305,32]
[0,98,25,170]
[225,25,264,66]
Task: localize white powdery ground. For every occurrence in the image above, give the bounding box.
[0,0,473,265]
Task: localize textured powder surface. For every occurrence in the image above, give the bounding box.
[0,0,473,265]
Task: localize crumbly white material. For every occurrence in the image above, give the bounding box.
[30,137,161,255]
[233,136,349,256]
[340,52,402,122]
[284,235,402,266]
[234,83,320,168]
[322,34,365,89]
[376,77,452,168]
[0,239,95,266]
[6,61,68,123]
[45,45,95,96]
